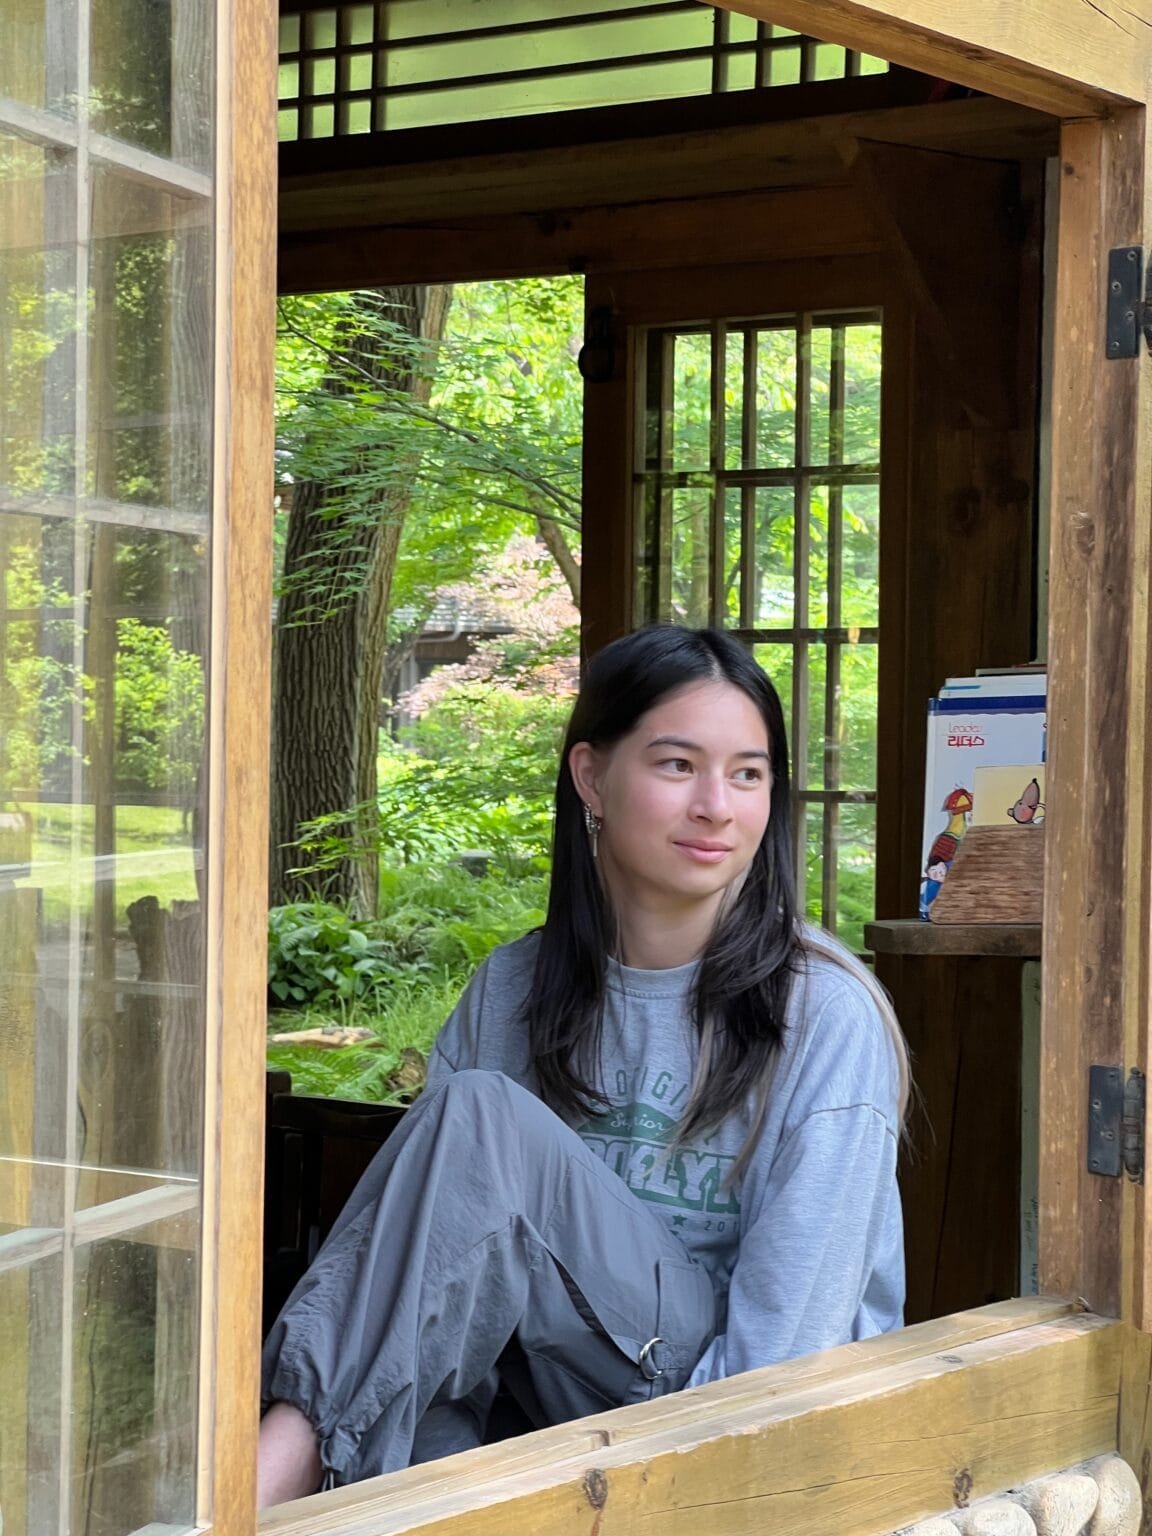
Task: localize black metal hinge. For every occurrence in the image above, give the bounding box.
[1087,1064,1145,1181]
[1105,246,1152,358]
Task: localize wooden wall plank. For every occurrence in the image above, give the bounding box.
[199,0,277,1527]
[714,0,1146,117]
[260,1313,1122,1536]
[1040,112,1145,1320]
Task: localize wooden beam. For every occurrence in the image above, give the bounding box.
[279,185,881,294]
[260,1309,1121,1536]
[1040,112,1146,1320]
[846,141,1026,428]
[278,98,1057,239]
[198,0,277,1526]
[714,0,1149,118]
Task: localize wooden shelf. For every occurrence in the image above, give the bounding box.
[864,918,1042,958]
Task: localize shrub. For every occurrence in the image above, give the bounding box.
[267,900,415,1009]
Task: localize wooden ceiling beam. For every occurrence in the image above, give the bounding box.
[715,0,1151,117]
[279,97,1058,237]
[278,185,882,295]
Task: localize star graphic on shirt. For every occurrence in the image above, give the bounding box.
[671,1214,687,1228]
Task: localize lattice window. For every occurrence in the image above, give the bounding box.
[635,312,882,950]
[277,2,890,142]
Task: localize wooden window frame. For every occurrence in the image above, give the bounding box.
[630,305,883,941]
[200,0,1152,1529]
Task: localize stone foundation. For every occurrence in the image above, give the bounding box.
[895,1455,1142,1536]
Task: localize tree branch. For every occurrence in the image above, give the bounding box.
[277,302,581,521]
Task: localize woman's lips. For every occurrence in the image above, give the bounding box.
[673,841,733,864]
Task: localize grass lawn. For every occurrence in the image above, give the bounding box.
[14,800,199,928]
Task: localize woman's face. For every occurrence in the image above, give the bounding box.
[569,678,774,915]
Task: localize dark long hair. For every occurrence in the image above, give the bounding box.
[524,625,801,1156]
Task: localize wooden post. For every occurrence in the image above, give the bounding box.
[1040,111,1147,1320]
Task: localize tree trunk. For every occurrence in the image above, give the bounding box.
[270,285,453,916]
[536,511,581,608]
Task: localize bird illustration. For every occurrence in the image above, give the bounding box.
[927,786,974,868]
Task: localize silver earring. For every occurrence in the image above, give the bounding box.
[583,804,602,859]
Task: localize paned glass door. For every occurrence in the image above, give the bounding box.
[0,1,216,1530]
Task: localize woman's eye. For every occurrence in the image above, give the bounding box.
[659,758,692,774]
[734,766,764,784]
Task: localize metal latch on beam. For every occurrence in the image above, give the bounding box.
[1087,1065,1145,1182]
[1105,246,1152,358]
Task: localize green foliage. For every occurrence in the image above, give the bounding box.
[114,619,204,800]
[404,686,567,801]
[291,685,565,886]
[274,278,584,630]
[267,864,546,1100]
[267,900,416,1009]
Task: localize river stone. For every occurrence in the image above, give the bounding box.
[1087,1456,1142,1536]
[959,1501,1038,1536]
[1019,1473,1099,1535]
[901,1520,962,1536]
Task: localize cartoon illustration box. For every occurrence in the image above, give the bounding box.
[919,675,1046,918]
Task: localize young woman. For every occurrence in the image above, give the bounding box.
[258,624,909,1506]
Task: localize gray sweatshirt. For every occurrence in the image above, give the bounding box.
[425,930,904,1387]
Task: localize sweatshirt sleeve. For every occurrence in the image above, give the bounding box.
[422,967,484,1094]
[686,1101,903,1387]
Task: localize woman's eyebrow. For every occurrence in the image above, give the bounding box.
[646,735,771,761]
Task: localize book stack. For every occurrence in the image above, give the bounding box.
[919,669,1046,923]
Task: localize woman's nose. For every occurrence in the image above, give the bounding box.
[691,776,733,822]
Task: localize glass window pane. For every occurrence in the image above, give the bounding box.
[803,800,823,924]
[669,331,712,472]
[809,324,832,466]
[841,481,880,627]
[723,329,744,473]
[813,43,847,80]
[754,328,797,469]
[89,170,213,515]
[805,641,827,790]
[345,5,375,45]
[308,9,339,50]
[808,484,830,628]
[754,485,794,626]
[836,800,876,952]
[721,487,742,626]
[844,321,882,463]
[1,0,74,111]
[670,485,712,627]
[767,44,802,86]
[0,136,78,498]
[0,1253,65,1535]
[753,642,794,748]
[70,1225,199,1534]
[306,56,337,96]
[90,0,213,168]
[840,643,879,788]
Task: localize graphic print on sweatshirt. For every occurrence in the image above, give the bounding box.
[576,1064,741,1239]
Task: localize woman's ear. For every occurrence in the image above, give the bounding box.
[568,741,602,816]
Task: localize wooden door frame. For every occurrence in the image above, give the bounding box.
[714,0,1152,1330]
[220,0,1152,1530]
[204,0,278,1524]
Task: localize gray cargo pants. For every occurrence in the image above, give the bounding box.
[261,1069,718,1486]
